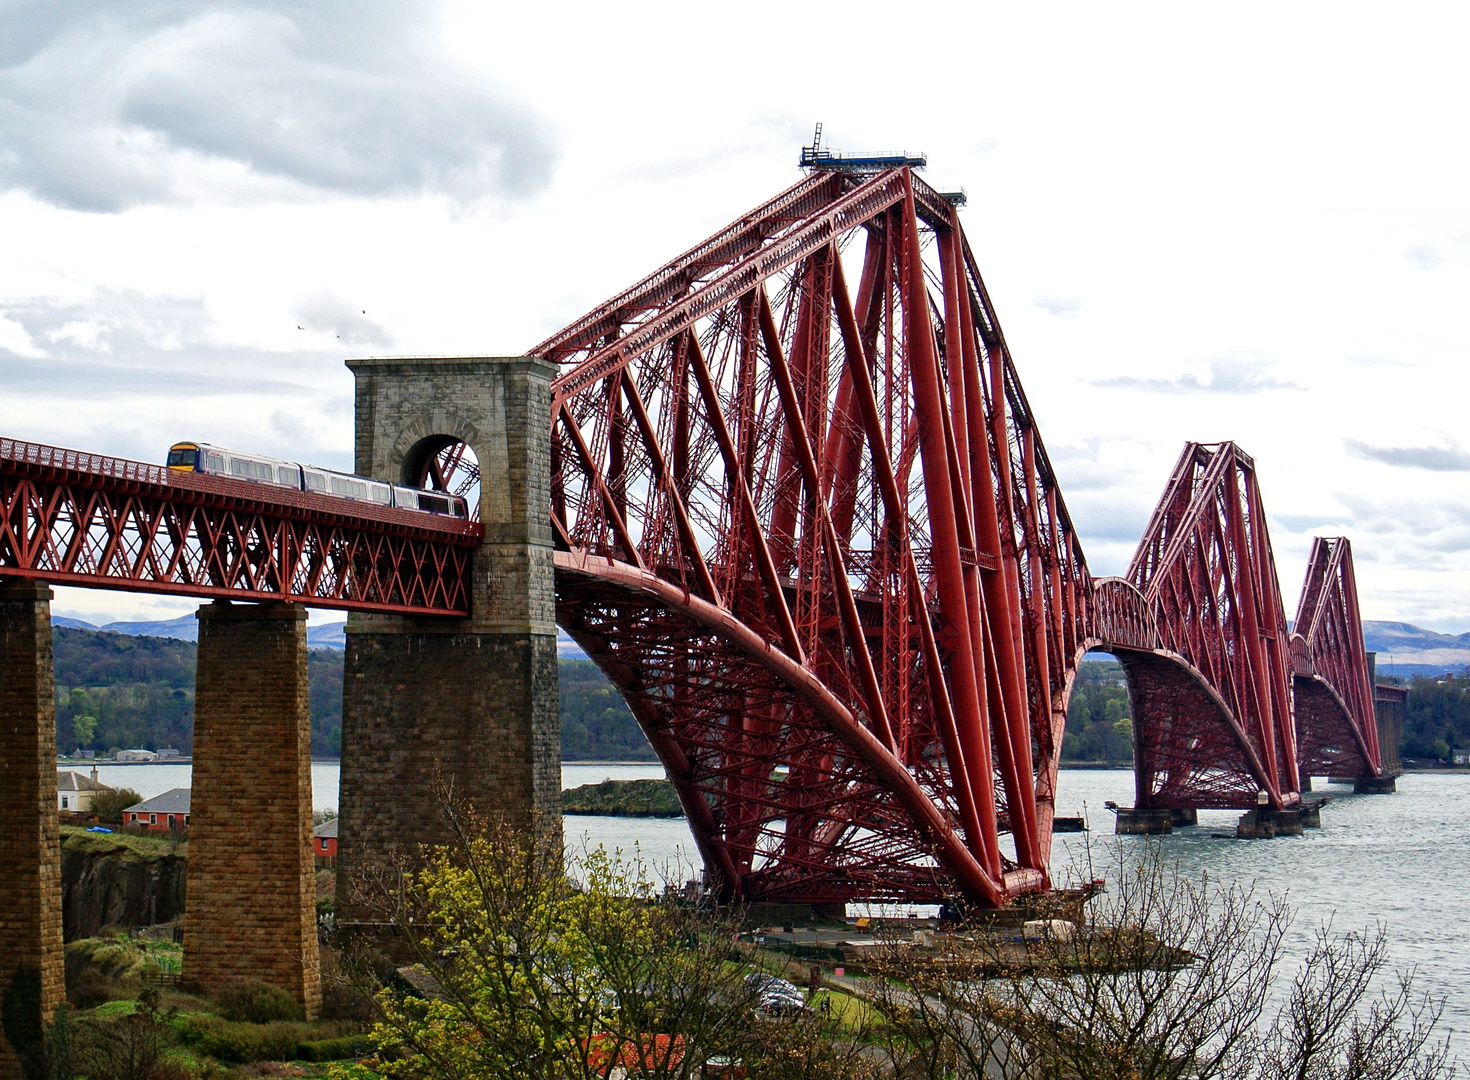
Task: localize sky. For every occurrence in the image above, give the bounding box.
[1,1,1468,631]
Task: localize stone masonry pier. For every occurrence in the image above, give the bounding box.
[183,600,320,1017]
[0,582,63,1080]
[337,357,560,922]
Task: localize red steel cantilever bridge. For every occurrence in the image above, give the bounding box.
[0,167,1384,909]
[535,166,1383,907]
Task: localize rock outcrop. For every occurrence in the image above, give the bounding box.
[60,832,186,941]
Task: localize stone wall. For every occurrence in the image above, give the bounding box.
[0,581,62,1080]
[183,601,320,1017]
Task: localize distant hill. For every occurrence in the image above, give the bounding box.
[1361,621,1470,673]
[48,622,648,762]
[53,613,574,654]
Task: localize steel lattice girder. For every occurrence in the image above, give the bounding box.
[0,437,480,614]
[1291,536,1382,779]
[540,168,1088,906]
[1113,442,1301,810]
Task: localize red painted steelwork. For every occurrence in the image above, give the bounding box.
[541,169,1090,905]
[1291,537,1383,780]
[1108,442,1300,811]
[0,437,480,614]
[538,170,1381,906]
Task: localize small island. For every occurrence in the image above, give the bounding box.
[561,778,682,817]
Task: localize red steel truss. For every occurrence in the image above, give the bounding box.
[1106,442,1300,811]
[0,437,480,615]
[538,168,1383,907]
[1292,536,1383,781]
[541,168,1090,906]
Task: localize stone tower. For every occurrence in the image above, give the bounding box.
[337,357,560,917]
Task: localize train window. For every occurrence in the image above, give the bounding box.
[167,447,195,468]
[452,499,468,518]
[304,472,326,492]
[278,465,302,487]
[370,485,391,504]
[206,453,225,473]
[230,458,249,476]
[419,494,450,515]
[330,476,368,498]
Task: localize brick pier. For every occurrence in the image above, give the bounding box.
[184,600,320,1017]
[0,581,63,1080]
[337,357,560,920]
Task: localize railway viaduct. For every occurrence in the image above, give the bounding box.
[0,165,1398,1077]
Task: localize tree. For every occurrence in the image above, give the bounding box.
[339,807,733,1079]
[866,850,1453,1080]
[336,801,876,1080]
[91,788,143,823]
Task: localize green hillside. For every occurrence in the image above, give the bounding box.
[51,625,652,762]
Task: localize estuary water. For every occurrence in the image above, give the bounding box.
[81,762,1470,1057]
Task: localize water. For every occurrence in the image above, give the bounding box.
[73,761,1470,1056]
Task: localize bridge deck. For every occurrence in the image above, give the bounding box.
[0,437,481,615]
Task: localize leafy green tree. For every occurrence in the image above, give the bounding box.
[338,808,748,1079]
[69,714,97,748]
[91,788,143,823]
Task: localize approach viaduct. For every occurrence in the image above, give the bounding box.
[0,166,1396,1077]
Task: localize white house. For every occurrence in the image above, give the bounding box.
[115,749,158,762]
[57,769,111,812]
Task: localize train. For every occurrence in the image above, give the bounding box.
[166,441,470,518]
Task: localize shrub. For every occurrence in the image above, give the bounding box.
[210,980,303,1024]
[92,788,144,823]
[68,988,189,1080]
[174,1015,308,1063]
[296,1034,372,1062]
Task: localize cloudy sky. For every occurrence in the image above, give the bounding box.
[2,1,1467,631]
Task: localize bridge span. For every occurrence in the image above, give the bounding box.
[0,167,1395,1074]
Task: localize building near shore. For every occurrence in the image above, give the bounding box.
[56,768,110,812]
[313,818,337,861]
[116,748,159,762]
[124,788,191,832]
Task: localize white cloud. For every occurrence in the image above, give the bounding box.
[0,1,556,212]
[0,311,44,356]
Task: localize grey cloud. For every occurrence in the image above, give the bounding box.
[1405,245,1443,270]
[1091,359,1301,394]
[1345,440,1470,472]
[293,292,391,348]
[1033,295,1081,317]
[0,291,337,398]
[0,1,555,211]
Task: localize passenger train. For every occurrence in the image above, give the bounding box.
[166,441,470,518]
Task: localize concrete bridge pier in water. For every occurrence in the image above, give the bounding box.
[0,357,562,1077]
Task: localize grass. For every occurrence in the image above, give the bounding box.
[69,933,183,978]
[61,824,186,859]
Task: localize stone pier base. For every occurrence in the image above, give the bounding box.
[1169,807,1198,827]
[1353,775,1397,794]
[1114,808,1175,834]
[336,628,559,921]
[0,582,63,1080]
[1236,808,1305,838]
[183,602,319,1018]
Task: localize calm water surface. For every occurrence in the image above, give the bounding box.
[80,762,1470,1055]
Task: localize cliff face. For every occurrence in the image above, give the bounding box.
[60,839,187,942]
